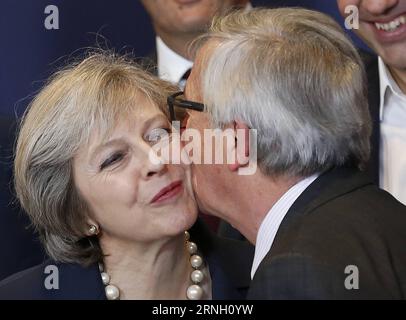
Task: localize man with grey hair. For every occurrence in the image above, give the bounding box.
[178,8,406,299]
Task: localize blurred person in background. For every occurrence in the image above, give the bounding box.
[337,0,406,205]
[140,0,250,87]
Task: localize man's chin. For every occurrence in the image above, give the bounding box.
[177,15,212,33]
[191,174,209,214]
[380,47,406,71]
[195,194,211,216]
[358,28,406,70]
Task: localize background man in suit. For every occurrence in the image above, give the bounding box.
[140,0,250,86]
[337,0,406,205]
[182,8,406,298]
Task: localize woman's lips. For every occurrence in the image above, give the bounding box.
[150,180,183,205]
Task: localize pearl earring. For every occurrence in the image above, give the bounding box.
[88,224,100,236]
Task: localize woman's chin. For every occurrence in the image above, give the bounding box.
[165,206,198,236]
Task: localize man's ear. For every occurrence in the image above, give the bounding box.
[228,120,251,172]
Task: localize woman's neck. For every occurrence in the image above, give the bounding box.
[99,233,191,299]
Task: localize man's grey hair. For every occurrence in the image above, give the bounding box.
[197,8,371,177]
[14,51,177,265]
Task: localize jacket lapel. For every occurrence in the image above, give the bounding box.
[275,166,374,239]
[363,53,381,185]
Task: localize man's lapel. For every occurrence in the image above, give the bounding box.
[273,166,373,243]
[363,52,381,185]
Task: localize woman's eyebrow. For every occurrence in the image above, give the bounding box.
[89,138,126,163]
[88,114,168,162]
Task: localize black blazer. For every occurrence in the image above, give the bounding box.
[248,166,406,299]
[0,116,45,281]
[0,219,253,300]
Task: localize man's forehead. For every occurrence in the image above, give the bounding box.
[197,39,218,63]
[185,40,218,98]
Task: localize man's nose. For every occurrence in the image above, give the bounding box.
[361,0,399,16]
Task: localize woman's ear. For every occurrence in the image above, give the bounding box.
[85,218,100,236]
[228,120,251,172]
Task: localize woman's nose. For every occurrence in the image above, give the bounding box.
[361,0,399,16]
[141,148,167,179]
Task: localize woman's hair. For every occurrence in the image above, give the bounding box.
[196,8,371,177]
[14,51,177,265]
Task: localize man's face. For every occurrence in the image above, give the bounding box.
[183,41,230,217]
[140,0,248,35]
[337,0,406,70]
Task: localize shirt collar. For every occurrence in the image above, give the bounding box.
[378,57,406,121]
[251,173,320,279]
[156,36,193,84]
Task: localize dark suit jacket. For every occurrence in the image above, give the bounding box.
[0,219,253,300]
[0,116,45,281]
[248,166,406,299]
[361,52,380,185]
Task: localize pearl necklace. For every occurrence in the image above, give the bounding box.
[99,230,205,300]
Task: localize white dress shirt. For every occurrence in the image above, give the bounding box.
[378,57,406,205]
[251,173,319,279]
[156,36,193,86]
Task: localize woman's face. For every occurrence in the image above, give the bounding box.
[73,95,197,243]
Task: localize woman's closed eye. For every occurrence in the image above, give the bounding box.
[100,152,125,170]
